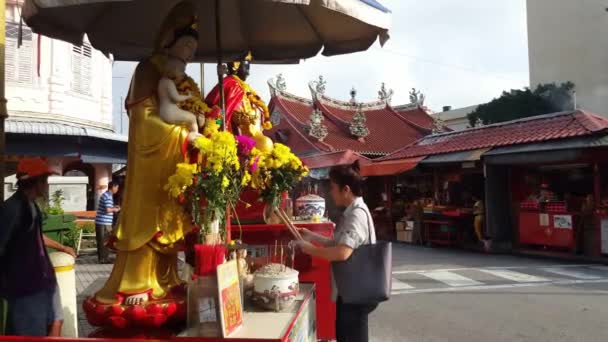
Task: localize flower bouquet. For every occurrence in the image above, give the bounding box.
[165,128,255,240]
[249,143,309,222]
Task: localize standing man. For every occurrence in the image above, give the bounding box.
[0,158,76,336]
[95,181,120,264]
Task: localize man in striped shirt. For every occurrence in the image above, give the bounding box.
[95,182,120,263]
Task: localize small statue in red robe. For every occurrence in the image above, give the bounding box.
[205,53,274,153]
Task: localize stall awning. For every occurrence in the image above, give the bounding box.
[484,135,608,165]
[360,157,424,176]
[420,148,490,164]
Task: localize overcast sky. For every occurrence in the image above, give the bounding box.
[112,0,529,134]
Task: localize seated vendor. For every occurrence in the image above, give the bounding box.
[528,183,557,202]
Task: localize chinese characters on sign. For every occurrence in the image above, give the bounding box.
[217,260,244,337]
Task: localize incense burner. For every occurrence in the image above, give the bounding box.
[251,263,299,312]
[295,194,326,220]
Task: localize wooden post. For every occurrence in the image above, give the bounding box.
[214,0,225,128]
[0,0,7,201]
[199,62,205,96]
[594,163,601,257]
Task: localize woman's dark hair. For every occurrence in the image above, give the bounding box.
[329,160,364,196]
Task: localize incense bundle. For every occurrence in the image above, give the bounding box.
[274,208,303,240]
[194,244,227,276]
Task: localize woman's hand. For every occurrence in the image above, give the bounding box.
[295,240,315,255]
[297,227,312,240]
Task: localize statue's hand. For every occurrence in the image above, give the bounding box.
[197,114,206,128]
[177,92,192,102]
[187,131,203,143]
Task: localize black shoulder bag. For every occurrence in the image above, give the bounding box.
[331,206,392,305]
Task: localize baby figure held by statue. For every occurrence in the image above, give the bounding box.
[158,57,204,143]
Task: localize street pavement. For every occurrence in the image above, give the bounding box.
[75,245,608,341]
[371,245,608,342]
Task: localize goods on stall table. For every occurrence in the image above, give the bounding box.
[546,202,567,213]
[396,230,413,242]
[521,201,540,210]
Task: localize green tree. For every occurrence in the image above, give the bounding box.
[467,82,575,127]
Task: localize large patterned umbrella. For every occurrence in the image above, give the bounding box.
[22,0,391,62]
[0,0,391,200]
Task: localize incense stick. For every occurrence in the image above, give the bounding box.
[274,208,300,239]
[275,208,303,240]
[291,243,295,269]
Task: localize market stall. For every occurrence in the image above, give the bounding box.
[419,163,485,247]
[422,206,473,246]
[511,164,595,253]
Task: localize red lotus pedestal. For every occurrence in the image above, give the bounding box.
[82,285,187,331]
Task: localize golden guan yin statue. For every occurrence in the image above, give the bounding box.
[84,2,211,328]
[205,53,274,153]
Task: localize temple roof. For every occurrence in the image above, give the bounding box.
[378,110,608,161]
[267,76,437,157]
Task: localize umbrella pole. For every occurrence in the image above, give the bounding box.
[0,0,7,202]
[215,0,225,127]
[215,0,231,244]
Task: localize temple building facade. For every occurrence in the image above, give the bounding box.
[3,0,127,209]
[266,74,442,171]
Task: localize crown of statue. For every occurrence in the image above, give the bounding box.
[190,16,198,31]
[231,51,253,71]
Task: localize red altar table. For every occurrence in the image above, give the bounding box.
[230,222,335,340]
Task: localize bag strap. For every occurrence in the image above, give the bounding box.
[353,206,374,245]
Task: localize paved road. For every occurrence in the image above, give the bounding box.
[370,245,608,342]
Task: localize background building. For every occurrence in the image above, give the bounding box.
[3,0,127,209]
[527,0,608,116]
[432,105,479,131]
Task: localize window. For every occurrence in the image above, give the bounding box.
[71,43,93,95]
[5,22,34,84]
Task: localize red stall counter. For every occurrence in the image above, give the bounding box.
[230,222,335,340]
[519,211,577,251]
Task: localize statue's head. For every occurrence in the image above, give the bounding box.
[228,52,252,80]
[155,1,198,62]
[166,23,198,63]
